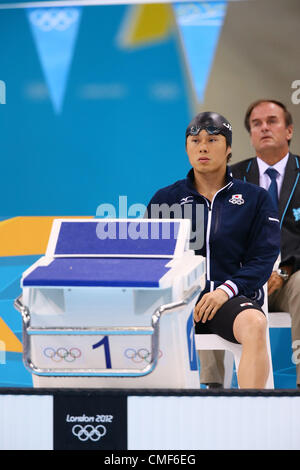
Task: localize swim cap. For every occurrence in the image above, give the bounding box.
[185,111,232,146]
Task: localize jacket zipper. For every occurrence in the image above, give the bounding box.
[204,182,233,291]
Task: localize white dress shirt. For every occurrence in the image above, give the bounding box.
[256,152,289,198]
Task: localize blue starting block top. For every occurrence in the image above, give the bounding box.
[22,219,191,289]
[47,220,184,258]
[22,257,171,288]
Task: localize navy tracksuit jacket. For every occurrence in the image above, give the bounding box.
[146,168,281,305]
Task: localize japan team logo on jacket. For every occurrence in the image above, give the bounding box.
[229,194,244,205]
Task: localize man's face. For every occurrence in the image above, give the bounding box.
[249,102,293,154]
[186,130,230,174]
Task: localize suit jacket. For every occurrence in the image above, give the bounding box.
[230,152,300,273]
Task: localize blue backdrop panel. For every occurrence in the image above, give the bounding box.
[0,5,191,216]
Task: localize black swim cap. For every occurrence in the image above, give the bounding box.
[185,111,232,147]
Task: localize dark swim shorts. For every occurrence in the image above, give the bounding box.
[194,295,265,344]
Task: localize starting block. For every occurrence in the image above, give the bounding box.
[15,219,206,389]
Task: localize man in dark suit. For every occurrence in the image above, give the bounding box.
[199,99,300,388]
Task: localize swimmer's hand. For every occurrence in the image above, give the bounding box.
[193,289,229,323]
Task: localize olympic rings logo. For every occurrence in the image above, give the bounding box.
[124,348,162,364]
[43,347,82,363]
[29,8,80,32]
[72,424,106,442]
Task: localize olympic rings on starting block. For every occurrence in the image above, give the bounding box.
[43,347,82,362]
[124,347,162,363]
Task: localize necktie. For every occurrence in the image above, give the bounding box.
[265,167,279,208]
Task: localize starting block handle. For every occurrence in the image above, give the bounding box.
[14,285,200,378]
